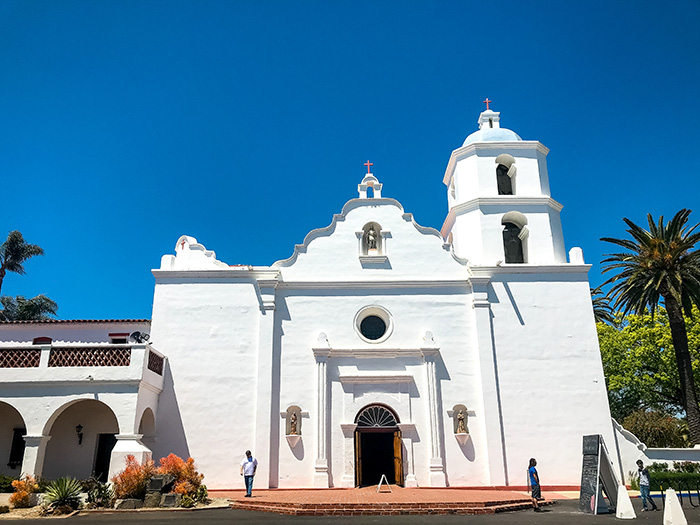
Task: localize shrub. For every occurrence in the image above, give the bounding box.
[82,477,113,508]
[44,477,83,511]
[0,475,17,493]
[157,454,204,499]
[9,475,38,508]
[0,505,9,514]
[195,484,209,504]
[111,455,155,500]
[180,495,196,508]
[673,461,700,473]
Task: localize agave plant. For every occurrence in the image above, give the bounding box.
[44,477,83,510]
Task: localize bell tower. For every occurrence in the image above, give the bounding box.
[441,105,567,266]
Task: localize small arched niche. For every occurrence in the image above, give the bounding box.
[361,222,383,256]
[452,404,469,434]
[285,405,302,436]
[501,211,528,264]
[495,154,517,195]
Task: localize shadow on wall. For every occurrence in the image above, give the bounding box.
[151,361,190,461]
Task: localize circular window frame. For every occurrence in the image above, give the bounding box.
[354,306,393,344]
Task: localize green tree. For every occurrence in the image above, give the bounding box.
[601,209,700,442]
[591,286,615,324]
[597,307,700,420]
[0,295,58,321]
[0,231,45,295]
[621,409,687,448]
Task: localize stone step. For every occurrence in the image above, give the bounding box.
[230,499,552,516]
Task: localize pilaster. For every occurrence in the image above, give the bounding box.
[109,434,152,480]
[469,276,508,485]
[254,278,278,488]
[313,348,331,487]
[422,344,446,487]
[397,423,418,487]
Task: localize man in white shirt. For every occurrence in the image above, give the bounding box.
[240,450,258,497]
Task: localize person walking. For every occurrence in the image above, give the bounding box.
[240,450,258,497]
[637,460,658,511]
[528,458,541,512]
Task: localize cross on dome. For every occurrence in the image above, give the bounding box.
[483,98,492,110]
[364,160,373,174]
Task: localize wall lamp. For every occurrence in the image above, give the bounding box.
[75,424,83,445]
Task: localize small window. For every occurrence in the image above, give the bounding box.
[360,316,386,340]
[354,306,393,344]
[32,337,51,345]
[109,333,129,344]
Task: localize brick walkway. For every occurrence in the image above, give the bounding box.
[213,486,556,516]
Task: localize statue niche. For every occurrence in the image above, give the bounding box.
[495,154,516,195]
[452,404,469,434]
[361,222,382,255]
[286,405,302,436]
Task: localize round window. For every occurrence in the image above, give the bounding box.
[354,306,393,344]
[360,315,386,340]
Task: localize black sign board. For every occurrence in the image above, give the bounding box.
[579,434,619,514]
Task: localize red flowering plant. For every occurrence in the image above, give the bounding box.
[111,455,155,500]
[10,475,39,508]
[157,454,204,497]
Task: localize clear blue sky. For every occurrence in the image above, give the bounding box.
[1,1,699,320]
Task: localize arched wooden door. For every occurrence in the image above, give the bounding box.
[354,405,403,487]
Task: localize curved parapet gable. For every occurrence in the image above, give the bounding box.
[273,198,462,269]
[159,235,230,271]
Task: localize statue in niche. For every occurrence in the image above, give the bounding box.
[497,164,513,195]
[502,223,524,263]
[366,226,378,251]
[289,412,298,435]
[456,410,467,434]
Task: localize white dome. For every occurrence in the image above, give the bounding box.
[463,127,522,146]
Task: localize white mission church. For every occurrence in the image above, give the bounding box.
[1,108,629,489]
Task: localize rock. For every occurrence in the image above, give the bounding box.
[160,493,181,508]
[149,474,176,493]
[114,499,144,510]
[143,492,162,508]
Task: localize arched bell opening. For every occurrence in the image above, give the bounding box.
[495,154,517,195]
[501,211,528,264]
[42,399,119,482]
[354,404,403,487]
[0,402,26,476]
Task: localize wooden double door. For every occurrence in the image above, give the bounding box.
[354,428,403,487]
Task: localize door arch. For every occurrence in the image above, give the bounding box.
[354,404,403,487]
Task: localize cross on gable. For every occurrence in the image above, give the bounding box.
[364,160,373,174]
[483,98,492,110]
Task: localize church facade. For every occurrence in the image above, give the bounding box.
[0,109,619,489]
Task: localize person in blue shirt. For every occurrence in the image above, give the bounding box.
[528,458,541,512]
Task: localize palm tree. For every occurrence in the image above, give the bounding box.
[601,209,700,443]
[0,231,45,295]
[0,295,57,321]
[591,286,615,324]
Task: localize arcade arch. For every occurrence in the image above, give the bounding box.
[42,399,119,481]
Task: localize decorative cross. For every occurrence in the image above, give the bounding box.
[483,98,492,110]
[364,160,373,174]
[180,239,186,250]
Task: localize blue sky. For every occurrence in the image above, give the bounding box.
[1,1,699,320]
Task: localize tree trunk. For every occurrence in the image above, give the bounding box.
[664,294,700,444]
[0,266,5,296]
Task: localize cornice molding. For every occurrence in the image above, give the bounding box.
[339,374,414,384]
[441,197,563,237]
[470,264,592,276]
[277,279,470,290]
[443,141,550,186]
[152,268,280,281]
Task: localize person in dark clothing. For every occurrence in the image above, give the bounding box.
[529,458,541,512]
